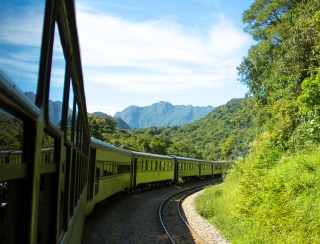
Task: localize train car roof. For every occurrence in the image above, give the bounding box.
[172,156,200,162]
[213,161,231,164]
[131,151,173,160]
[90,138,132,155]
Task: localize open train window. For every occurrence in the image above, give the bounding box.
[66,80,74,142]
[0,109,23,152]
[0,1,45,103]
[154,161,158,171]
[49,23,66,127]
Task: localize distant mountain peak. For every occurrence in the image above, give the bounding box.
[114,101,214,128]
[91,111,131,129]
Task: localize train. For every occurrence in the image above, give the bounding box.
[0,0,231,243]
[0,136,231,244]
[90,138,231,202]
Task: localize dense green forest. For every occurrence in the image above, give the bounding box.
[89,97,257,160]
[195,0,320,243]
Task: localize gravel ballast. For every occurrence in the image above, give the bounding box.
[182,189,229,244]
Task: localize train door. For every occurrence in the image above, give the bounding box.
[87,147,96,201]
[132,157,138,188]
[94,168,100,195]
[173,157,179,183]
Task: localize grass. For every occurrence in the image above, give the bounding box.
[195,145,320,243]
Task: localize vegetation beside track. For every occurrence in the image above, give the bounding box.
[196,0,320,243]
[196,145,320,243]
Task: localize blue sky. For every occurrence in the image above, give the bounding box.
[76,0,255,115]
[0,0,255,116]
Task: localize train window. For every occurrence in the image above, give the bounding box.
[148,161,152,171]
[76,117,83,147]
[103,163,107,176]
[49,23,66,127]
[0,1,45,102]
[72,103,79,144]
[42,130,54,148]
[144,160,148,171]
[71,103,79,144]
[111,163,114,175]
[66,80,74,142]
[0,109,24,153]
[155,161,158,171]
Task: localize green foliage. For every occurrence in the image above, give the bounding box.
[0,112,23,150]
[195,1,320,243]
[88,114,117,141]
[89,98,257,160]
[298,70,320,107]
[197,144,320,243]
[239,0,320,104]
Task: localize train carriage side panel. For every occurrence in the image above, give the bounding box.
[90,139,132,203]
[175,156,200,180]
[199,160,213,177]
[221,161,232,174]
[213,161,231,175]
[213,162,222,175]
[132,152,175,187]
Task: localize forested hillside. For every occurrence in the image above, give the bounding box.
[196,0,320,243]
[89,98,257,160]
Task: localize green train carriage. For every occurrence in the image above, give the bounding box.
[199,160,214,177]
[131,151,175,187]
[174,156,200,181]
[89,138,133,206]
[213,161,232,175]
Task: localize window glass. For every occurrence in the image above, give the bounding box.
[49,24,66,126]
[0,1,45,101]
[66,80,74,141]
[73,103,79,143]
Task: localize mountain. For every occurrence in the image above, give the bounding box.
[24,92,63,125]
[91,112,131,129]
[114,101,214,128]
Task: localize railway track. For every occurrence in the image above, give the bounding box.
[159,178,222,244]
[82,179,220,243]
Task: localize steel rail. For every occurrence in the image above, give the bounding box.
[158,178,221,243]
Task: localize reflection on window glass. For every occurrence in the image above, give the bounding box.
[0,1,45,101]
[49,24,66,126]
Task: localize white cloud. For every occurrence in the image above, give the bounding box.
[76,3,250,95]
[0,3,44,47]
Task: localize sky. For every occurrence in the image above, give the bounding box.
[77,0,255,115]
[0,0,255,116]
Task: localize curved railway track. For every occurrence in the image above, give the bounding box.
[82,179,220,243]
[159,178,222,244]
